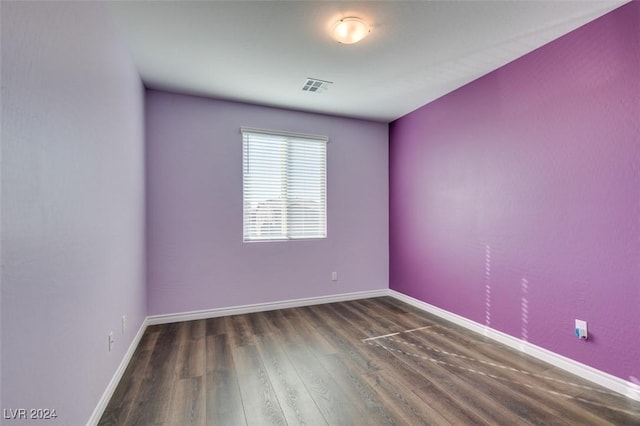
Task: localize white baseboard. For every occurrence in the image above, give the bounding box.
[388,289,640,402]
[87,318,149,426]
[147,289,389,325]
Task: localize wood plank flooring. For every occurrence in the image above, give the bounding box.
[99,297,640,425]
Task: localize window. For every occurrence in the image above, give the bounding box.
[242,127,327,241]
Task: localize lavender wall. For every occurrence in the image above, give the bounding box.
[146,90,388,316]
[1,2,146,424]
[390,2,639,384]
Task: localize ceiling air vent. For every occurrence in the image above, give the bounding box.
[302,78,333,93]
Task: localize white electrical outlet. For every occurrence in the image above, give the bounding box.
[122,315,127,334]
[331,271,338,281]
[108,332,114,352]
[575,319,588,340]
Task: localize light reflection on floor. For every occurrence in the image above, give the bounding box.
[363,325,640,419]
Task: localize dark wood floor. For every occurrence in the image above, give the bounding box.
[99,297,640,425]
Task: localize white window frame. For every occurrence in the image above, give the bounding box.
[241,127,328,242]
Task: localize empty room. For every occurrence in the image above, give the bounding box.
[1,1,639,425]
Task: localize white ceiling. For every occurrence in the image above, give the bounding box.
[108,1,627,122]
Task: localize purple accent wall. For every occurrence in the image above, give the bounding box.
[146,90,388,316]
[1,2,146,424]
[390,2,639,383]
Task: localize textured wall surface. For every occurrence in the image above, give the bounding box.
[146,90,388,316]
[390,2,639,383]
[1,2,146,424]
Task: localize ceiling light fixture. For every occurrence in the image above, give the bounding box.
[332,17,370,44]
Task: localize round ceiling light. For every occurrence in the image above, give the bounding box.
[332,17,370,44]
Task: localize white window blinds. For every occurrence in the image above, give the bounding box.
[242,128,327,241]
